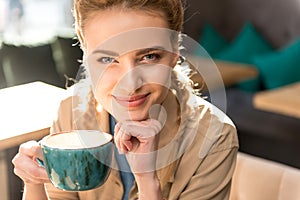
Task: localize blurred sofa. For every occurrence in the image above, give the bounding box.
[230,152,300,200]
[183,0,300,169]
[0,36,83,89]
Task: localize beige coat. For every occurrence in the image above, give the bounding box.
[44,82,239,200]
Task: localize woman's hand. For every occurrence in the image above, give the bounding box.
[12,140,50,185]
[114,118,162,173]
[114,118,164,200]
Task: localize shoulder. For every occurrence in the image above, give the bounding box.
[51,80,97,133]
[192,94,235,127]
[186,94,239,157]
[50,86,74,133]
[169,95,239,198]
[52,80,110,133]
[56,79,94,112]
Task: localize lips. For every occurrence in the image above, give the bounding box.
[113,93,150,107]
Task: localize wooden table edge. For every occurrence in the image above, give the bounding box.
[0,128,50,151]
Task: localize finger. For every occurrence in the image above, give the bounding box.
[14,167,37,184]
[124,120,162,138]
[14,167,50,184]
[114,122,121,137]
[149,119,163,133]
[116,122,132,153]
[114,125,124,154]
[19,140,43,158]
[118,129,130,153]
[147,119,163,134]
[121,130,132,152]
[12,153,49,183]
[114,122,122,149]
[13,153,48,179]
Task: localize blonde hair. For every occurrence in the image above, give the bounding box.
[73,0,184,48]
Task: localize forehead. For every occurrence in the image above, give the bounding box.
[84,9,172,56]
[91,28,178,58]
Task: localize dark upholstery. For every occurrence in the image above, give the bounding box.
[51,36,83,87]
[226,88,300,169]
[183,0,300,48]
[1,43,63,87]
[0,45,7,89]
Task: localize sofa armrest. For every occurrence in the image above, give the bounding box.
[230,152,300,200]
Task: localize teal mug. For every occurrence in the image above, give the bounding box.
[39,130,113,191]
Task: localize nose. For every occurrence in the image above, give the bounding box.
[117,59,144,93]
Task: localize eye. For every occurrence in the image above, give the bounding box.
[97,57,117,64]
[142,53,161,62]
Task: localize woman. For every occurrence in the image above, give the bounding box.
[12,0,239,199]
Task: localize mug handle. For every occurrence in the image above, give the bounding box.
[36,158,45,168]
[36,140,45,168]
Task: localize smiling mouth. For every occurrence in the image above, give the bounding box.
[113,93,150,108]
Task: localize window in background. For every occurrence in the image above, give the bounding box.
[0,0,75,45]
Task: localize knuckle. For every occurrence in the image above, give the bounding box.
[19,140,37,153]
[13,168,22,178]
[11,154,18,165]
[11,154,22,167]
[28,167,42,178]
[18,144,27,154]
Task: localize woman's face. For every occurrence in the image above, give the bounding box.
[84,8,178,121]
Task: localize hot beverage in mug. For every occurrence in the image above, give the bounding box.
[39,130,113,191]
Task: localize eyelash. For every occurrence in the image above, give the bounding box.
[141,53,162,63]
[96,52,163,65]
[97,57,117,64]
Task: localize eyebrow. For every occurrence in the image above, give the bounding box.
[135,46,167,57]
[92,46,167,57]
[92,49,119,57]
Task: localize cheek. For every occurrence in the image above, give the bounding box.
[157,85,169,100]
[88,65,117,91]
[92,70,117,106]
[148,65,172,89]
[93,82,114,114]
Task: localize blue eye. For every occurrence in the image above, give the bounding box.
[97,57,116,64]
[142,53,161,61]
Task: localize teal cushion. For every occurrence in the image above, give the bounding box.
[235,78,262,92]
[215,23,273,63]
[194,23,228,57]
[252,39,300,90]
[214,23,274,91]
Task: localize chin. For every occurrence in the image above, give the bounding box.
[127,111,149,122]
[115,109,149,122]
